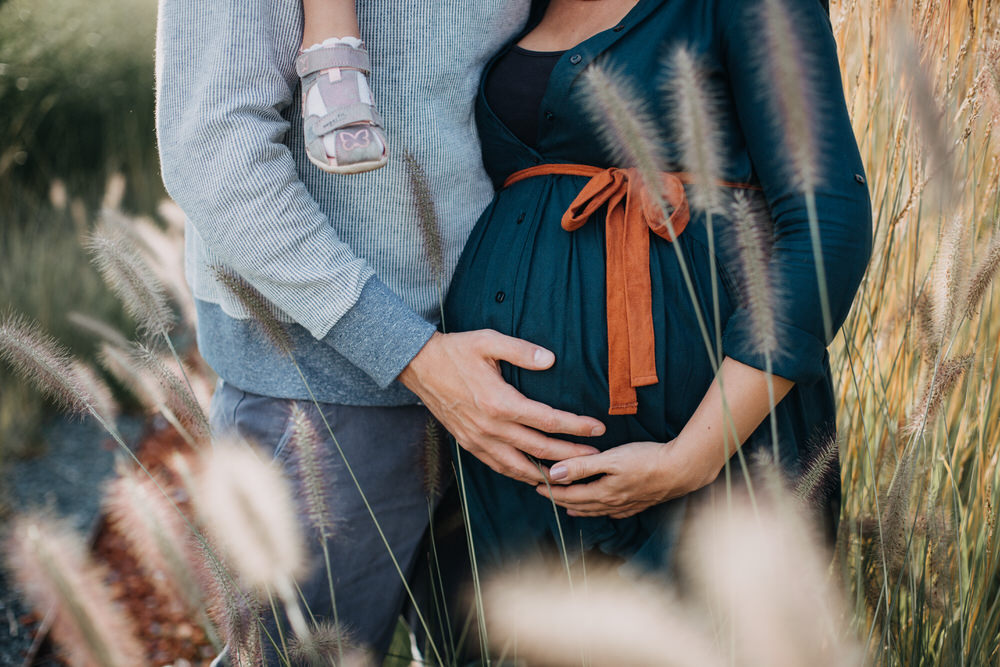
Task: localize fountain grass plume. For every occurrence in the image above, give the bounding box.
[98,342,162,412]
[665,46,724,213]
[197,539,263,667]
[890,16,958,209]
[931,214,972,341]
[729,192,778,356]
[484,564,725,667]
[794,432,841,512]
[70,360,119,423]
[580,65,667,193]
[0,311,116,421]
[129,342,210,444]
[758,0,835,341]
[580,63,723,370]
[402,151,445,288]
[103,465,202,611]
[420,416,446,502]
[914,291,939,360]
[85,223,175,339]
[99,342,202,448]
[287,404,335,536]
[194,441,315,656]
[684,491,863,666]
[5,515,145,667]
[964,228,1000,318]
[759,0,820,193]
[881,449,916,572]
[194,441,305,591]
[289,622,365,667]
[211,266,294,356]
[905,354,974,436]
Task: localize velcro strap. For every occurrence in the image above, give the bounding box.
[306,103,383,135]
[296,45,371,77]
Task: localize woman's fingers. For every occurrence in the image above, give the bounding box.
[548,450,614,484]
[537,478,618,505]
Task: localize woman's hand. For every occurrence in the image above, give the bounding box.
[535,439,717,519]
[538,357,796,518]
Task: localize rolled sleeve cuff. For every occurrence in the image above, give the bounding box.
[722,310,828,386]
[322,277,436,388]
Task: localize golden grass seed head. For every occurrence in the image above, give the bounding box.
[759,0,821,192]
[0,312,98,418]
[194,441,306,592]
[286,404,336,536]
[580,65,668,202]
[85,224,175,339]
[5,515,146,667]
[288,622,365,667]
[964,228,1000,318]
[402,151,445,286]
[129,343,211,444]
[664,46,725,213]
[729,192,779,356]
[420,416,446,502]
[196,538,263,667]
[211,266,295,357]
[103,466,202,611]
[905,354,974,437]
[70,360,119,424]
[484,565,724,667]
[684,494,862,667]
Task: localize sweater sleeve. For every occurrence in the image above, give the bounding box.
[155,0,434,388]
[718,0,873,385]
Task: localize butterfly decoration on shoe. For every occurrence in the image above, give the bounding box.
[339,129,372,152]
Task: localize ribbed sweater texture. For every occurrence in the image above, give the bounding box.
[156,0,530,404]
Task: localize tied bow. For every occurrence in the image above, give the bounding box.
[505,164,691,415]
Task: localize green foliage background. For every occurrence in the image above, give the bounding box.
[0,0,156,457]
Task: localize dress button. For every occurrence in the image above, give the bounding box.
[516,211,526,224]
[544,110,555,121]
[613,24,625,32]
[495,291,506,303]
[569,54,582,65]
[533,156,541,164]
[854,173,866,184]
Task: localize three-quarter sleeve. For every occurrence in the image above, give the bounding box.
[718,0,873,385]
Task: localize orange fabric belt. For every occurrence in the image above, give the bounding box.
[503,164,758,416]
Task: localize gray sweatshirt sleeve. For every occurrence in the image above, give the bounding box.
[155,0,435,388]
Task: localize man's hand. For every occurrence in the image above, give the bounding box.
[398,330,605,484]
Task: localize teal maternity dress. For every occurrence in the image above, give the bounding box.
[443,0,872,572]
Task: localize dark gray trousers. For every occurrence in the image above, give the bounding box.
[208,380,442,664]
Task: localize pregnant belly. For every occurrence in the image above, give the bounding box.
[444,185,734,449]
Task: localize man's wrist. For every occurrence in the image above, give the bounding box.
[323,277,436,388]
[397,331,442,392]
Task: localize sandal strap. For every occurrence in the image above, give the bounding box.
[305,103,384,138]
[296,45,371,78]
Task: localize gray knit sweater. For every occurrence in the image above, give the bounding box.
[156,0,530,404]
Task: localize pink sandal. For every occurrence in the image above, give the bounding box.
[296,43,388,174]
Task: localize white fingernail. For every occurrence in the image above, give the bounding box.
[534,349,554,365]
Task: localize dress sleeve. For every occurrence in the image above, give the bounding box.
[155,0,434,387]
[718,0,873,385]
